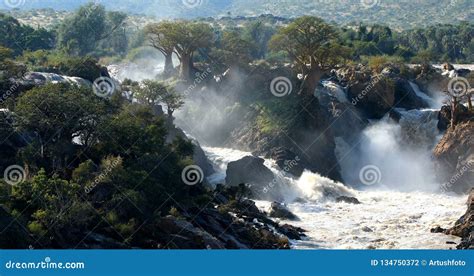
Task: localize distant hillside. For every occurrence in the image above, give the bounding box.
[1,0,473,29]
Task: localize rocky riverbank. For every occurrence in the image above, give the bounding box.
[437,189,474,249]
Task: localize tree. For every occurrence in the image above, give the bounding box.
[0,14,55,56]
[15,84,111,172]
[144,22,177,76]
[136,80,168,107]
[243,21,275,59]
[136,80,184,123]
[148,21,213,80]
[160,86,184,122]
[269,16,337,94]
[56,3,127,56]
[212,30,254,69]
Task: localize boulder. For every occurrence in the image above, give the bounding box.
[336,196,361,204]
[269,202,298,220]
[225,155,274,189]
[430,226,446,233]
[278,224,306,240]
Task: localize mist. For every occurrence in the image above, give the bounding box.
[337,112,441,192]
[174,68,251,147]
[108,48,179,82]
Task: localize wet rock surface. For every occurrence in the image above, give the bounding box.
[445,189,474,249]
[336,196,361,204]
[269,202,298,220]
[434,120,474,194]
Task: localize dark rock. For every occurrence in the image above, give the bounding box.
[269,202,298,220]
[437,104,470,132]
[445,189,474,249]
[347,72,395,119]
[362,226,373,232]
[434,120,474,194]
[457,69,471,77]
[292,197,308,204]
[156,216,225,249]
[393,77,428,109]
[270,147,304,177]
[278,224,306,240]
[389,109,402,122]
[225,156,274,195]
[100,66,110,77]
[336,196,361,204]
[430,226,446,233]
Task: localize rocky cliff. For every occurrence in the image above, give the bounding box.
[434,120,474,194]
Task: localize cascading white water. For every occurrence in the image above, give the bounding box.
[111,61,465,249]
[203,147,464,249]
[337,109,442,192]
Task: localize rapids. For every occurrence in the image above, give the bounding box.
[203,147,464,249]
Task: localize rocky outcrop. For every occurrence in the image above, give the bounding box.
[437,104,470,132]
[434,120,474,194]
[347,74,395,119]
[226,156,274,187]
[149,196,306,249]
[315,81,368,144]
[393,77,428,109]
[413,65,449,97]
[336,196,361,204]
[445,189,474,249]
[339,65,427,119]
[269,202,298,220]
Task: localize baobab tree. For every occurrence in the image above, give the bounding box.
[145,21,214,80]
[269,16,350,95]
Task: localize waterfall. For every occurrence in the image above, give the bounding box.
[203,146,464,250]
[337,109,441,192]
[203,147,354,203]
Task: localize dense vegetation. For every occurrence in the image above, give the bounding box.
[0,3,472,248]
